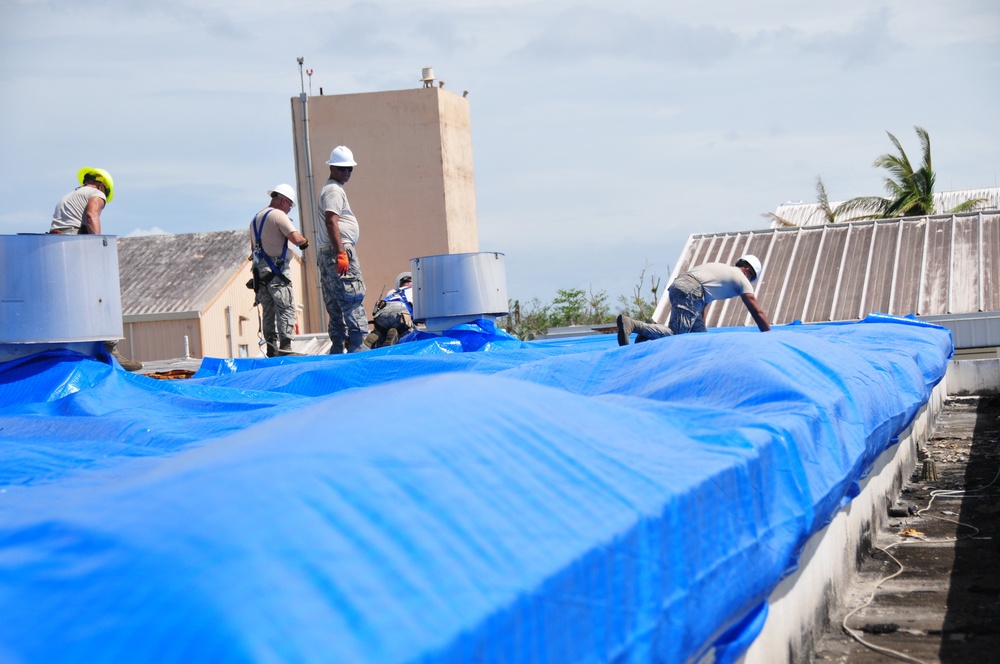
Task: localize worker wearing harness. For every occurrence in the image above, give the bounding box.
[364,272,415,349]
[250,184,309,356]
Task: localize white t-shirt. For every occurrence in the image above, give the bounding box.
[317,179,359,248]
[251,207,297,258]
[684,262,754,303]
[50,186,106,233]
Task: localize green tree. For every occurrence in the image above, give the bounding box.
[549,287,588,327]
[837,126,986,221]
[501,267,664,339]
[548,287,614,327]
[500,297,551,340]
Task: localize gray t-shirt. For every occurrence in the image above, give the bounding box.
[50,186,106,234]
[684,262,754,303]
[317,179,359,248]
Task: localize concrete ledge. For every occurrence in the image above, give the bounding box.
[741,379,947,663]
[946,358,1000,395]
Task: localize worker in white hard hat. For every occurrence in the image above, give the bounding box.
[49,167,114,235]
[48,167,143,371]
[317,145,369,353]
[249,184,310,357]
[616,255,771,345]
[364,271,415,349]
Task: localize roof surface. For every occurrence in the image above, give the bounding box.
[769,187,999,228]
[667,211,1000,330]
[117,230,251,316]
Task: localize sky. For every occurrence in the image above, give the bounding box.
[2,0,998,305]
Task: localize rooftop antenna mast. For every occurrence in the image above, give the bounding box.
[294,57,321,330]
[307,68,314,96]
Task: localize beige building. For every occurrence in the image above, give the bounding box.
[289,84,479,334]
[117,231,305,362]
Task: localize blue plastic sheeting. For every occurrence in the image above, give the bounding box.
[0,315,952,663]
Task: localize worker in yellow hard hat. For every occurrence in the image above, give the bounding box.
[47,167,141,371]
[49,167,114,235]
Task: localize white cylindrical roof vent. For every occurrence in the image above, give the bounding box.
[0,234,124,343]
[411,252,508,331]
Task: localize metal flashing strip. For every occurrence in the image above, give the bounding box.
[123,310,202,323]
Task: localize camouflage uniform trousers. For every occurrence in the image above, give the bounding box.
[257,262,295,341]
[664,276,708,335]
[368,301,414,347]
[632,276,707,340]
[318,245,368,353]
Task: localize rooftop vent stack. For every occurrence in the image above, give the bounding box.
[421,67,436,88]
[0,234,123,362]
[411,252,509,332]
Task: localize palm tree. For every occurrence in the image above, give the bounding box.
[763,176,840,227]
[836,126,986,221]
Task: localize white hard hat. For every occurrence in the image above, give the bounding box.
[395,271,412,287]
[325,146,357,167]
[737,254,763,282]
[268,183,296,207]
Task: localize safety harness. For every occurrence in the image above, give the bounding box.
[251,210,290,286]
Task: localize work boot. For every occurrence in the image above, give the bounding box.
[616,314,636,346]
[277,338,293,356]
[103,340,143,372]
[384,328,399,346]
[363,331,380,350]
[265,335,278,358]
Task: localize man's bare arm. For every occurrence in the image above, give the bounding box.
[741,292,771,332]
[83,197,104,235]
[323,211,345,254]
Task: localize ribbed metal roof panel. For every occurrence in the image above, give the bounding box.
[770,187,999,229]
[663,212,1000,335]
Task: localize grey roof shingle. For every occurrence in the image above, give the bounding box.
[117,230,251,317]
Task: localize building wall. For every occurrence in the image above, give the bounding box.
[122,317,203,363]
[290,86,479,334]
[122,257,305,361]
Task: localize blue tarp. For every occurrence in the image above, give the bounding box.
[0,315,952,663]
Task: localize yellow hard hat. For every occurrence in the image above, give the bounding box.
[78,167,115,203]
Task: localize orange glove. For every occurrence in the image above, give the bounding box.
[336,251,350,275]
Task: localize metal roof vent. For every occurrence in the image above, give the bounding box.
[411,252,509,332]
[0,234,123,361]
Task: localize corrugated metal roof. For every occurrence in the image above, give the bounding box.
[658,212,1000,339]
[117,231,252,317]
[769,187,1000,228]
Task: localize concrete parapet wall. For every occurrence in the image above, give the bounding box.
[946,358,1000,395]
[741,380,946,663]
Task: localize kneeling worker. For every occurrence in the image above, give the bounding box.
[250,184,310,356]
[364,272,414,349]
[617,255,770,345]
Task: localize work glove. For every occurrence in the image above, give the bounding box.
[336,251,350,275]
[300,240,309,251]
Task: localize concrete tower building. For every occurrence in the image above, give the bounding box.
[290,80,479,334]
